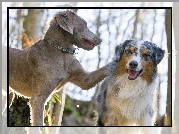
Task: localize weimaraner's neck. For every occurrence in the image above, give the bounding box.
[43,23,75,50]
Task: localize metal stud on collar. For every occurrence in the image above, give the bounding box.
[74,48,79,54]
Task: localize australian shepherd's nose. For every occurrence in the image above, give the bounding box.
[127,60,143,80]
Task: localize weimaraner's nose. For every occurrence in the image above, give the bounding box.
[95,37,102,45]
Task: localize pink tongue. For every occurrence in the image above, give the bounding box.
[127,70,139,79]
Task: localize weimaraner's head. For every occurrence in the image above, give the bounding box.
[54,10,102,50]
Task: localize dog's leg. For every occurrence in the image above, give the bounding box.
[30,90,57,126]
[29,77,60,126]
[30,95,48,126]
[69,60,116,90]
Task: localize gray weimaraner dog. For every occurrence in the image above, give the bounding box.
[9,10,116,126]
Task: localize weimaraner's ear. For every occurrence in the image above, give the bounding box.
[55,10,76,34]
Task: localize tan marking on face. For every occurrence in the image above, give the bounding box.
[129,46,136,53]
[140,59,154,83]
[116,54,132,76]
[141,47,149,55]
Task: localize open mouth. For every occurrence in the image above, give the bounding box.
[126,69,143,80]
[82,38,96,49]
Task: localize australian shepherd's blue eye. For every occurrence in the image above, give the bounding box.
[142,54,151,61]
[124,45,137,56]
[124,49,134,56]
[124,49,136,56]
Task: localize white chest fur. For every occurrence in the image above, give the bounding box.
[106,74,157,121]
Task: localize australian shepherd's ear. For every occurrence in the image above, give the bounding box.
[114,44,123,62]
[153,44,165,64]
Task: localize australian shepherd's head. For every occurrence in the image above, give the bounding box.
[114,39,165,84]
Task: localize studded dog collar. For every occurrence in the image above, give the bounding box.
[44,40,79,54]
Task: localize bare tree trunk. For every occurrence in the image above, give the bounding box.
[132,9,139,39]
[161,8,172,134]
[22,9,44,48]
[106,9,112,63]
[52,87,67,126]
[164,9,172,127]
[46,88,66,133]
[173,3,179,134]
[150,9,157,42]
[23,9,44,37]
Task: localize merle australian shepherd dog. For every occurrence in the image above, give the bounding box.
[96,39,165,126]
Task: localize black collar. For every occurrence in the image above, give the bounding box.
[44,40,78,54]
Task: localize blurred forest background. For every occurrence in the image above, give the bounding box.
[2,2,174,133]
